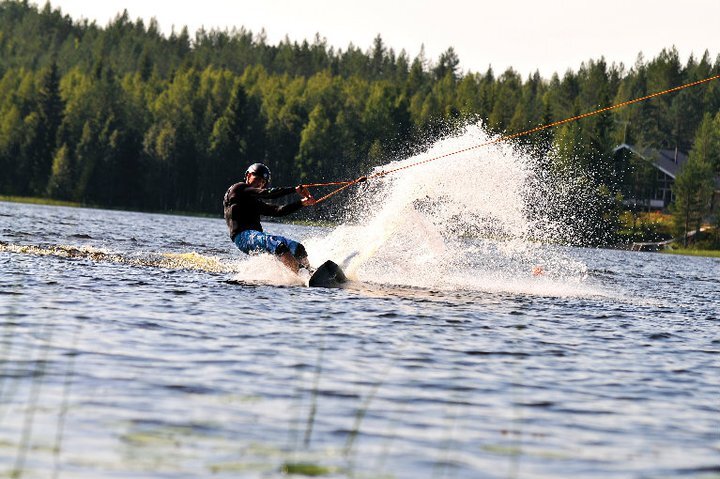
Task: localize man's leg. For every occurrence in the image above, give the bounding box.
[277,249,300,273]
[265,235,305,274]
[235,231,306,274]
[234,230,270,255]
[298,256,311,270]
[285,240,311,270]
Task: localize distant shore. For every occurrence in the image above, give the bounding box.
[661,248,720,258]
[0,195,218,219]
[2,196,718,257]
[0,195,83,208]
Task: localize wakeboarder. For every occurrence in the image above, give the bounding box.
[223,163,316,273]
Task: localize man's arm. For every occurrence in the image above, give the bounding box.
[245,186,296,200]
[257,198,303,217]
[251,184,316,217]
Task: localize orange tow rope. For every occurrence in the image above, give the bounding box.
[304,74,720,205]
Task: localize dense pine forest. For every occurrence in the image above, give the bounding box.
[1,1,719,244]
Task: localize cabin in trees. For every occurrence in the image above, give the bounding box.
[614,143,689,210]
[614,143,720,212]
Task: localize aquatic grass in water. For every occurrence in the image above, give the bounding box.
[281,462,335,476]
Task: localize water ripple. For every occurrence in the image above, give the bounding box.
[0,201,718,479]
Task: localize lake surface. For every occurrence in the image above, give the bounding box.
[0,200,718,479]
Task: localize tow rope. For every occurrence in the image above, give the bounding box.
[303,73,720,205]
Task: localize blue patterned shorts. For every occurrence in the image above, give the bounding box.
[234,230,305,257]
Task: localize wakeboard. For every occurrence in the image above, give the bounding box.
[308,260,347,288]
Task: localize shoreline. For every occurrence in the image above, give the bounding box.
[2,196,718,257]
[661,248,720,258]
[0,195,219,219]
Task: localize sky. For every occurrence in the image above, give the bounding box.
[46,0,719,78]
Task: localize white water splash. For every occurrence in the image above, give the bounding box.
[306,123,602,297]
[229,254,306,286]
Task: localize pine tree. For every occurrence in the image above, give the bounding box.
[46,143,74,199]
[671,114,717,245]
[28,61,64,195]
[433,47,460,82]
[202,80,266,210]
[296,103,334,181]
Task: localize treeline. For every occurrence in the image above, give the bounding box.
[1,1,719,243]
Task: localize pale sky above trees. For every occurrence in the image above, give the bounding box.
[47,0,719,78]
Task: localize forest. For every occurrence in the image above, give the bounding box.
[1,0,719,245]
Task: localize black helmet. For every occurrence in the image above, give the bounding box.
[245,163,271,184]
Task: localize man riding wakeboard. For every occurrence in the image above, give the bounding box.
[223,163,316,273]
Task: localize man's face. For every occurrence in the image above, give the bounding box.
[246,173,268,189]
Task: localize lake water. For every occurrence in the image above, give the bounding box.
[2,120,720,479]
[0,200,718,479]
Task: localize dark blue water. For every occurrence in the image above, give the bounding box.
[1,201,718,478]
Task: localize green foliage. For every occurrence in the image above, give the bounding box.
[204,80,264,209]
[671,113,719,244]
[280,462,334,476]
[664,247,720,258]
[46,142,73,199]
[0,0,718,247]
[296,102,342,182]
[617,211,673,243]
[22,61,64,195]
